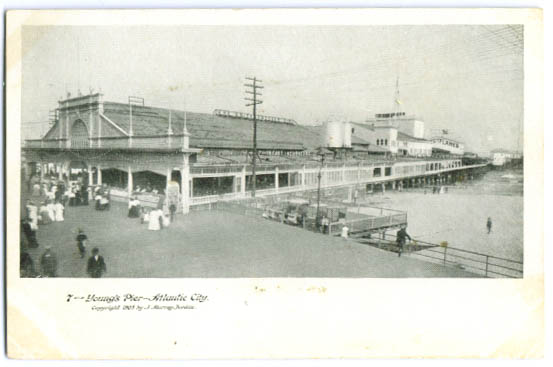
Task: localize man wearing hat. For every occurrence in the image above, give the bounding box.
[40,246,58,277]
[396,225,412,258]
[76,228,88,258]
[87,248,107,278]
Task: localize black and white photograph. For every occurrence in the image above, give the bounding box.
[5,8,544,359]
[18,23,524,278]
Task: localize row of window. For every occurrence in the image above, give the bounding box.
[209,160,463,189]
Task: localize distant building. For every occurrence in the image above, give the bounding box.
[365,112,425,139]
[351,123,398,155]
[354,112,432,157]
[491,149,523,166]
[24,93,471,211]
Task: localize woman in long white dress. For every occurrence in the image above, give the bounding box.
[46,200,56,222]
[162,213,170,228]
[54,200,64,222]
[38,202,52,225]
[26,201,39,231]
[148,209,161,231]
[32,183,41,196]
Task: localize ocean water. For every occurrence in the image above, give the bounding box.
[360,169,523,262]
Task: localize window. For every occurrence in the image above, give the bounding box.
[70,120,89,148]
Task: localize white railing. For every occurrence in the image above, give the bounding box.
[185,162,487,207]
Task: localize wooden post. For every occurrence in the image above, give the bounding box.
[166,167,171,194]
[58,163,63,181]
[275,166,279,193]
[97,165,102,185]
[127,166,133,197]
[181,155,190,214]
[241,165,246,195]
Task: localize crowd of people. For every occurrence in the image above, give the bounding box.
[127,196,175,231]
[94,184,112,211]
[28,174,90,207]
[21,173,181,277]
[133,184,164,195]
[429,185,449,194]
[21,173,109,278]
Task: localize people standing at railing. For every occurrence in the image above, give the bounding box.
[396,225,412,257]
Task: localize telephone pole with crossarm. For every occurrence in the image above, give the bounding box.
[244,77,263,198]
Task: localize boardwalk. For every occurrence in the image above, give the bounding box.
[21,201,480,278]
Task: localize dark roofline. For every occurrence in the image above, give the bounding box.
[22,147,202,154]
[59,93,102,103]
[397,132,430,143]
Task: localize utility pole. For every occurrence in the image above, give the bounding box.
[245,76,263,198]
[316,152,325,223]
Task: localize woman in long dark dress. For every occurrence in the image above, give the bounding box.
[21,218,39,248]
[127,197,141,218]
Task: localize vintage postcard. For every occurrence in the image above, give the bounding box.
[5,8,543,359]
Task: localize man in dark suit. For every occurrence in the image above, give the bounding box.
[396,225,412,257]
[40,246,57,277]
[87,247,107,278]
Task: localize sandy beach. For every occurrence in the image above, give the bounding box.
[359,169,523,262]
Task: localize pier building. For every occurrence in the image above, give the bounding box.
[23,93,487,213]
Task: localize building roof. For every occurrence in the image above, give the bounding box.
[490,148,521,154]
[37,98,372,152]
[397,132,430,143]
[102,102,331,150]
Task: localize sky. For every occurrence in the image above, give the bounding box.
[21,24,523,153]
